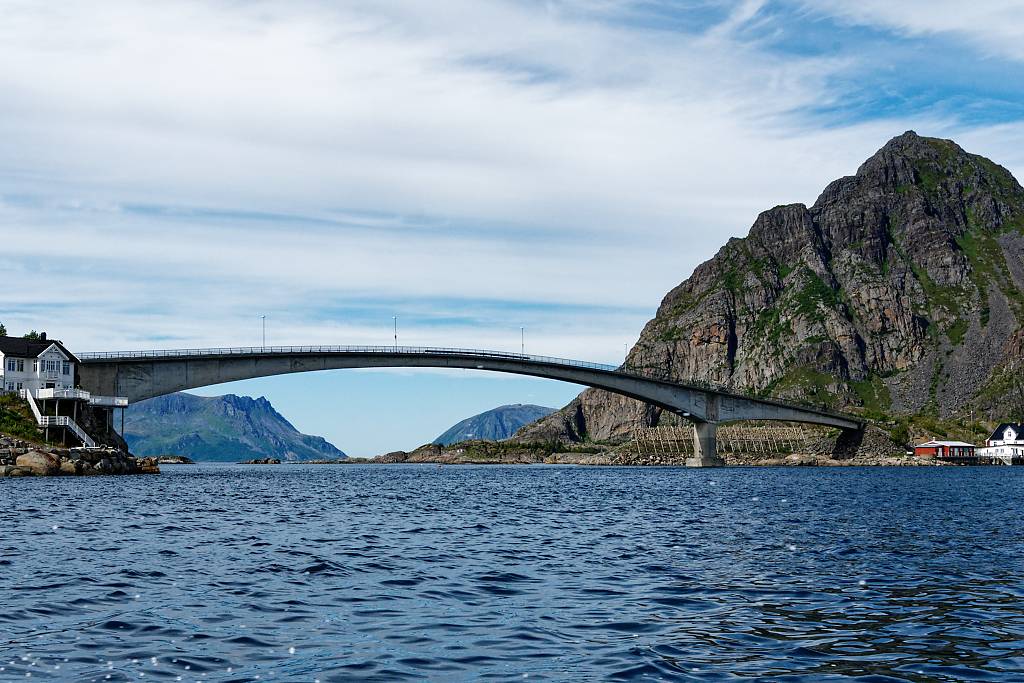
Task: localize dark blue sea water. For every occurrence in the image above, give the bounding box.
[2,465,1023,682]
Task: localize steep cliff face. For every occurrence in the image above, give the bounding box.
[519,132,1024,442]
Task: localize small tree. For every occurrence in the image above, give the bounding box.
[0,322,6,336]
[23,330,42,340]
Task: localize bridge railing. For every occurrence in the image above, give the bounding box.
[78,345,854,421]
[78,345,622,371]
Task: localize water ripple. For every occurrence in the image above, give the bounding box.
[1,464,1023,680]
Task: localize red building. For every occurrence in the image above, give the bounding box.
[913,440,976,458]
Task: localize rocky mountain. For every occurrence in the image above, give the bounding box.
[433,404,555,446]
[519,132,1024,443]
[125,393,347,462]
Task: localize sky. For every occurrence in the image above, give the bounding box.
[3,0,1024,455]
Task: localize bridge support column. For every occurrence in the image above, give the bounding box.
[687,422,724,467]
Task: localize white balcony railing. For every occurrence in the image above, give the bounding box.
[22,387,127,407]
[39,416,96,447]
[35,388,91,401]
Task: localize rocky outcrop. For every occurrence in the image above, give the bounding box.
[520,132,1024,444]
[0,434,159,477]
[375,441,553,464]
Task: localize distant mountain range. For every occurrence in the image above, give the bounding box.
[433,404,555,445]
[125,393,346,462]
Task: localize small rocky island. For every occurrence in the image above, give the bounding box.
[156,455,195,464]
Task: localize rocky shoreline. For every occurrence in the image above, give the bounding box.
[368,447,941,467]
[305,454,944,466]
[345,432,948,466]
[0,435,160,477]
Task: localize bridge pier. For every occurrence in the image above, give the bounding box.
[687,422,725,467]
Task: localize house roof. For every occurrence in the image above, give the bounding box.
[916,440,975,448]
[0,337,79,363]
[986,423,1024,442]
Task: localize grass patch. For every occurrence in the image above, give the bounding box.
[946,318,968,345]
[0,393,47,444]
[657,325,684,342]
[793,268,842,320]
[747,306,790,350]
[762,366,841,409]
[850,375,892,419]
[913,160,943,196]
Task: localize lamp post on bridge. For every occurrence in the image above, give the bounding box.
[521,327,524,355]
[394,316,398,351]
[261,315,267,350]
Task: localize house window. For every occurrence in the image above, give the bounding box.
[62,362,71,375]
[16,382,22,391]
[17,359,23,372]
[6,359,13,372]
[45,360,59,373]
[5,383,12,391]
[32,360,38,372]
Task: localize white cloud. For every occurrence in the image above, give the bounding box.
[802,0,1024,62]
[0,0,1013,369]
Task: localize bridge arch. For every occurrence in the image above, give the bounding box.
[78,346,862,466]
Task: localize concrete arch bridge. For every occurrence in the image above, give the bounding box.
[77,345,862,466]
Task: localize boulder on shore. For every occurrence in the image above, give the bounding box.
[16,451,60,476]
[0,434,161,477]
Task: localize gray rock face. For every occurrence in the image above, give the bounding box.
[519,132,1024,442]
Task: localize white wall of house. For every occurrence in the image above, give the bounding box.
[0,344,75,394]
[978,445,1024,457]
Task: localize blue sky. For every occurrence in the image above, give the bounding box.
[2,0,1023,455]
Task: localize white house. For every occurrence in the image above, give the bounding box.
[978,422,1024,464]
[0,335,78,395]
[985,423,1024,447]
